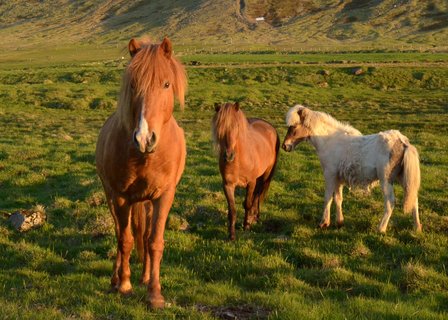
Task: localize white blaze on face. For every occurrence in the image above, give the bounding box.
[135,101,150,153]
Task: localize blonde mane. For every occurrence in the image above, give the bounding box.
[212,103,248,150]
[117,40,187,132]
[286,105,361,136]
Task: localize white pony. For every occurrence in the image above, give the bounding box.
[282,105,421,233]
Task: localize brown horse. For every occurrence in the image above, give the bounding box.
[95,37,187,308]
[212,102,280,240]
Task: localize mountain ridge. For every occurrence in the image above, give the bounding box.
[0,0,447,53]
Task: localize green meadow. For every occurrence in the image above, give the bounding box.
[0,52,448,319]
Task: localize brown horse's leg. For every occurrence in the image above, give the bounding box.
[223,183,237,240]
[251,162,276,225]
[147,189,175,309]
[114,197,134,295]
[140,201,153,285]
[243,182,256,230]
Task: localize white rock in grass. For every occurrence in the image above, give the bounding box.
[8,205,46,232]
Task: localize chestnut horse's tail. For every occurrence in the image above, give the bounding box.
[131,201,151,262]
[257,133,280,203]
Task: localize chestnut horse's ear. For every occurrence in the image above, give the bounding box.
[128,39,141,57]
[214,103,221,112]
[234,102,240,111]
[160,37,172,59]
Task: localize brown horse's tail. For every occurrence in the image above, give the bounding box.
[257,133,280,203]
[131,201,150,262]
[402,144,420,213]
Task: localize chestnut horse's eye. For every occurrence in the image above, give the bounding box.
[164,81,170,89]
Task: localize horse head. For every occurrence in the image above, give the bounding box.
[213,102,242,162]
[122,37,186,154]
[282,105,311,152]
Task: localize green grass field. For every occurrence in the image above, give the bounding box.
[0,52,448,319]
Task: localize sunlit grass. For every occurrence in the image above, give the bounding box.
[0,56,447,319]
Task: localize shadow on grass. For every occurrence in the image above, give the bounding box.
[0,169,98,210]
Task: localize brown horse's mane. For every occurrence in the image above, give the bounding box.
[117,39,187,132]
[212,103,248,150]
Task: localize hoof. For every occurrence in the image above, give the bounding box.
[415,224,422,232]
[118,282,133,296]
[148,294,165,309]
[118,288,134,297]
[336,221,344,229]
[319,222,329,229]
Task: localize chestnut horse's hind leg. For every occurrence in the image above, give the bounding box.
[111,246,121,291]
[147,189,175,309]
[243,182,257,230]
[223,183,237,240]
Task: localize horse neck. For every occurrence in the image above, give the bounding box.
[308,126,343,153]
[235,118,249,146]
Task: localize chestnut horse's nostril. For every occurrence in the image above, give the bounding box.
[225,150,235,162]
[148,131,156,146]
[133,131,139,146]
[146,131,158,153]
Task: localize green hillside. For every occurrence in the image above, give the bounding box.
[0,0,447,56]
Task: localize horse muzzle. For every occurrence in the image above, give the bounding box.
[133,131,158,153]
[282,142,293,152]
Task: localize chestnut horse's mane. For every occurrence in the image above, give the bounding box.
[212,103,248,150]
[117,40,187,132]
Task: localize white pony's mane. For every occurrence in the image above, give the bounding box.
[286,104,362,136]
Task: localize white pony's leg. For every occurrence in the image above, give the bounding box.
[334,183,344,228]
[412,198,422,232]
[378,180,395,233]
[320,176,336,228]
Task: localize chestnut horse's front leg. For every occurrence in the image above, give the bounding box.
[140,201,153,286]
[223,183,237,240]
[114,196,134,295]
[147,188,175,309]
[105,193,121,291]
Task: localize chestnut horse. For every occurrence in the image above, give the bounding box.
[282,105,421,233]
[95,37,187,308]
[212,102,280,240]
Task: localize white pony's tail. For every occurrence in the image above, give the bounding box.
[402,144,420,213]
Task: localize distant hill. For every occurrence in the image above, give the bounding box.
[0,0,447,53]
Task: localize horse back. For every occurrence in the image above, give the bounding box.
[247,118,278,145]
